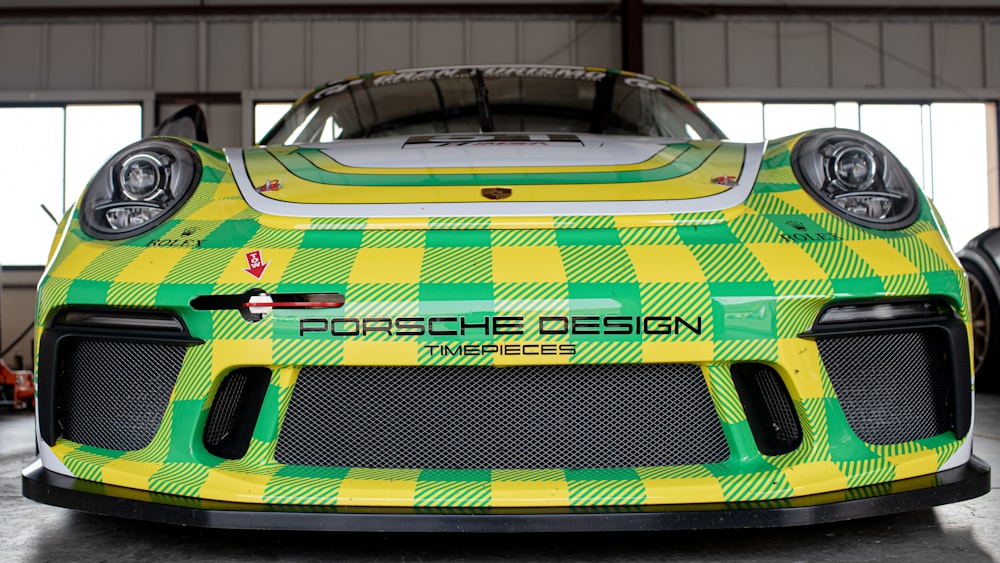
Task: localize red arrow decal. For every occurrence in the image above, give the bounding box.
[243,250,270,279]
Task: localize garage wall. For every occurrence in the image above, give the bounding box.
[655,19,999,100]
[3,15,1000,137]
[0,267,41,371]
[0,15,626,144]
[3,15,1000,92]
[0,17,624,92]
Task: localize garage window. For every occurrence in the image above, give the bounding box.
[0,104,141,266]
[255,102,293,144]
[700,101,991,249]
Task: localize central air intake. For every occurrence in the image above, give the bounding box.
[275,363,729,470]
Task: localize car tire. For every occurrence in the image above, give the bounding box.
[963,259,999,392]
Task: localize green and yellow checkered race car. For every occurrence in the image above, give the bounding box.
[23,65,990,531]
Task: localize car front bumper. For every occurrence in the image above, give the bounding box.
[22,456,991,532]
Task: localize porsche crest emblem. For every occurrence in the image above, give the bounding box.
[481,187,512,200]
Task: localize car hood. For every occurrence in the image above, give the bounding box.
[225,134,765,220]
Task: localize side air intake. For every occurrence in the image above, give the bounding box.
[731,364,802,456]
[203,368,271,459]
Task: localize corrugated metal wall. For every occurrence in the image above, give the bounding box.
[0,17,622,92]
[2,14,1000,144]
[656,19,996,95]
[3,16,998,91]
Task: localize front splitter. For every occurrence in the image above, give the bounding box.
[22,456,991,532]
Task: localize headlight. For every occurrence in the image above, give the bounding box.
[80,139,200,240]
[791,129,920,230]
[120,153,168,201]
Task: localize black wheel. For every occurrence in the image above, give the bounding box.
[963,260,999,392]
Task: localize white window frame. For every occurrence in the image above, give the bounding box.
[0,91,152,266]
[243,89,302,146]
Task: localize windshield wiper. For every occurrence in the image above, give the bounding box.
[471,69,494,133]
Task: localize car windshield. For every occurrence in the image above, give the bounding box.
[261,66,725,144]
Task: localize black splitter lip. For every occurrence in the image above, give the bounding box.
[22,456,991,532]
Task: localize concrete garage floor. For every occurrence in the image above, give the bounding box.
[1,397,997,562]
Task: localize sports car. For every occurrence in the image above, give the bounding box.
[22,65,990,531]
[959,228,1000,392]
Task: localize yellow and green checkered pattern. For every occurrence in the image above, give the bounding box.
[36,137,971,508]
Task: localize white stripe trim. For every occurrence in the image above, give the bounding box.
[224,141,766,219]
[36,417,74,478]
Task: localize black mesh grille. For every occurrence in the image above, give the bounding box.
[731,364,801,456]
[756,368,801,445]
[203,368,271,459]
[58,339,185,450]
[817,330,953,445]
[275,363,729,469]
[204,372,249,447]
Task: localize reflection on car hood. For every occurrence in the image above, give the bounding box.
[308,133,669,168]
[225,133,765,220]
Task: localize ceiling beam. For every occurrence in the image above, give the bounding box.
[0,4,619,19]
[3,4,1000,21]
